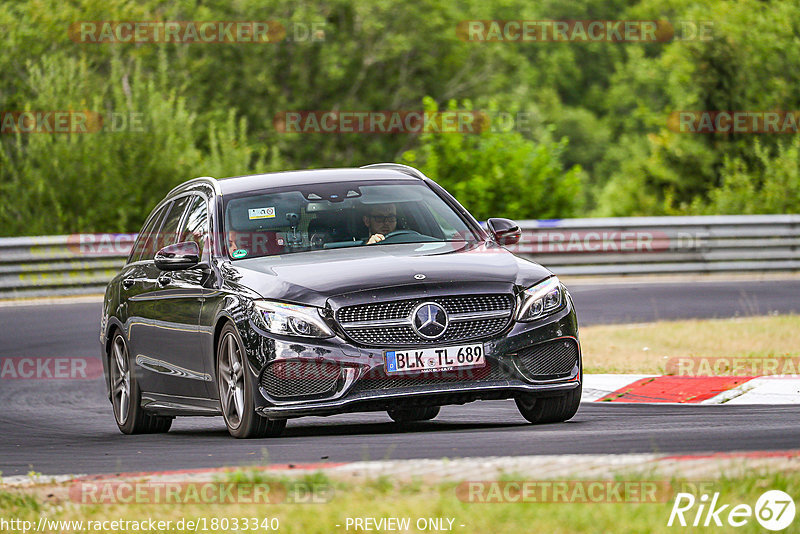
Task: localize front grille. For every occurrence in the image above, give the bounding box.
[338,294,512,323]
[338,300,417,324]
[337,294,514,347]
[351,360,512,393]
[347,318,509,346]
[516,339,579,380]
[260,360,341,399]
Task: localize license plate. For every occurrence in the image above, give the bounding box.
[384,344,485,374]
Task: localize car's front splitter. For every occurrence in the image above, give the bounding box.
[255,378,581,418]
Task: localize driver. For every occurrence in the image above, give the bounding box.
[227,231,241,255]
[363,203,397,244]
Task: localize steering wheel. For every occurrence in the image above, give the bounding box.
[377,230,427,244]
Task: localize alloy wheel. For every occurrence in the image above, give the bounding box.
[110,334,131,425]
[219,332,245,429]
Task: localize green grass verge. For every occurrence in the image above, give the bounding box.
[1,469,797,533]
[581,315,800,374]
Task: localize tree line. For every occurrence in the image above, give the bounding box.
[0,0,797,235]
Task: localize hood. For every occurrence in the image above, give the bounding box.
[226,241,552,307]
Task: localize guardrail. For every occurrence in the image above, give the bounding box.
[0,234,134,299]
[0,215,798,299]
[508,214,800,276]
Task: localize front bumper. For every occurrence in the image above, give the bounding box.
[246,298,581,419]
[256,379,580,418]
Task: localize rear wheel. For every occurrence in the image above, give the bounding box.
[217,323,286,439]
[515,383,582,424]
[387,405,440,423]
[109,332,173,434]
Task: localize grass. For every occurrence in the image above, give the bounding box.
[1,470,798,533]
[581,315,800,374]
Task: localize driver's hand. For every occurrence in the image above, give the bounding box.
[367,234,385,244]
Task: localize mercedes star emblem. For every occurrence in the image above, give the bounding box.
[411,302,448,339]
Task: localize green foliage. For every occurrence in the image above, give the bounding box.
[401,98,585,221]
[693,137,800,215]
[592,0,800,215]
[0,0,798,236]
[0,489,40,513]
[0,52,270,235]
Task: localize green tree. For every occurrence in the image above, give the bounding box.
[0,53,270,235]
[401,98,584,221]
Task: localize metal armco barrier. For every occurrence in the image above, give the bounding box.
[0,215,798,299]
[508,214,800,276]
[0,234,134,299]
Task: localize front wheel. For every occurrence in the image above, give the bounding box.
[109,332,173,434]
[217,323,286,438]
[515,384,582,424]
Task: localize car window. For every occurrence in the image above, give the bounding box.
[129,203,169,263]
[158,195,193,250]
[179,195,209,257]
[223,181,478,260]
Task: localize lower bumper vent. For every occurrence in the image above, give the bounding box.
[516,338,579,380]
[260,360,341,399]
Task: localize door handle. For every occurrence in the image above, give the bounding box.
[157,275,172,288]
[122,278,135,289]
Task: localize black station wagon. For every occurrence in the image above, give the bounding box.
[100,164,581,438]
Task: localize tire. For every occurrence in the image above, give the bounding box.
[108,332,173,434]
[217,323,286,439]
[387,405,440,423]
[515,383,582,424]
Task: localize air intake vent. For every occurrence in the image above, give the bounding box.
[516,339,579,380]
[259,360,341,399]
[351,360,513,393]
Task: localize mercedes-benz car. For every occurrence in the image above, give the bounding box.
[100,163,581,438]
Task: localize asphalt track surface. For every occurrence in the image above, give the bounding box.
[1,279,799,476]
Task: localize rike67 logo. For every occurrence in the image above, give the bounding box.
[668,490,795,531]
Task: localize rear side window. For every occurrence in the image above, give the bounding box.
[129,204,169,263]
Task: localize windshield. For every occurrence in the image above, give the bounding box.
[222,180,479,259]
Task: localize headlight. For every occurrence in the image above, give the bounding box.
[516,277,564,322]
[254,301,334,338]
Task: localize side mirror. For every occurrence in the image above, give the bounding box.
[154,241,200,271]
[487,218,522,246]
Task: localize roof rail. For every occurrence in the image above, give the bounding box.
[360,163,427,180]
[167,176,221,197]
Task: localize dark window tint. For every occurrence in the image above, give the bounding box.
[158,196,193,251]
[129,204,169,263]
[223,181,478,259]
[179,195,209,257]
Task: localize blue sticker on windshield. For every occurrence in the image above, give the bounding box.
[232,249,248,259]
